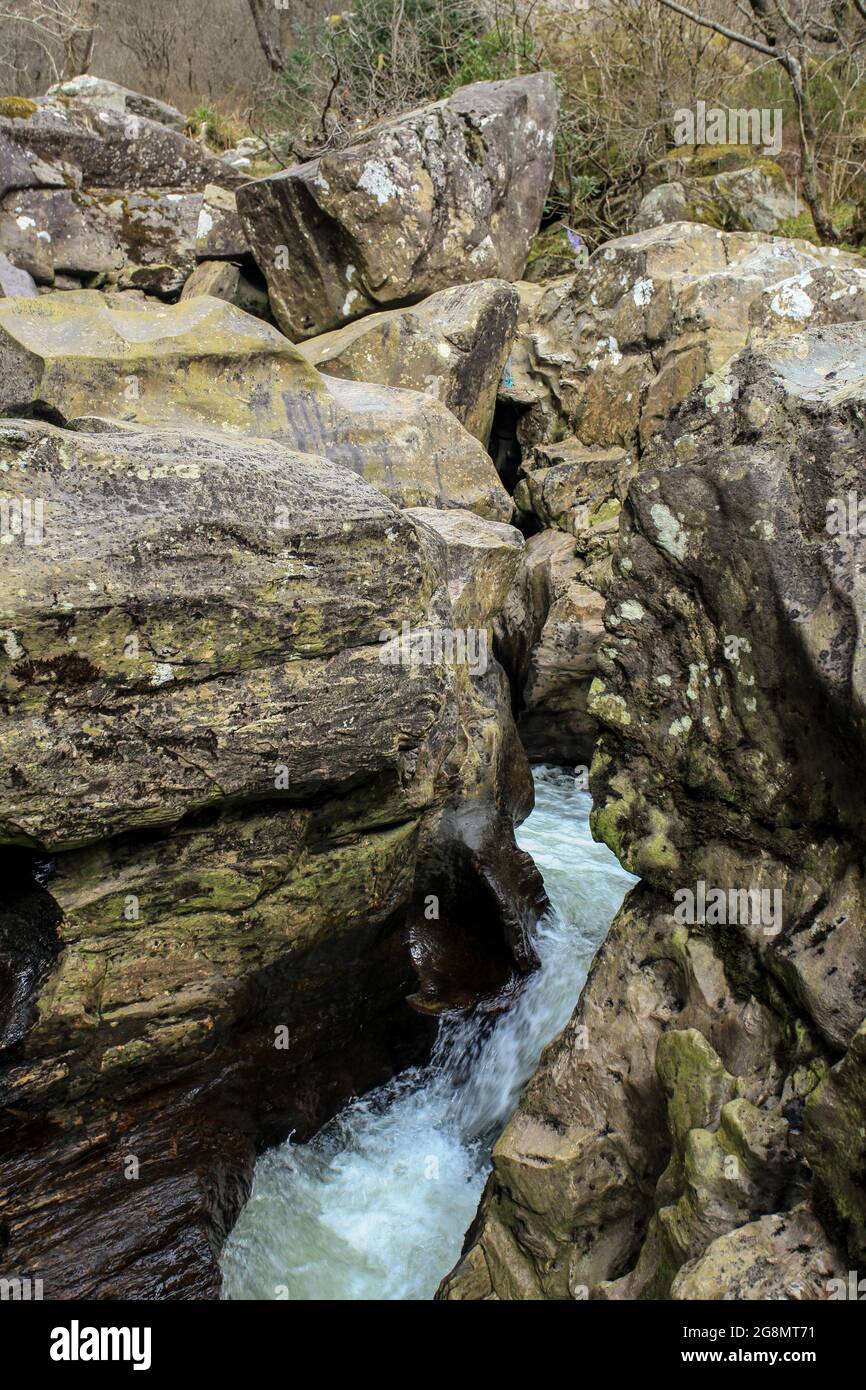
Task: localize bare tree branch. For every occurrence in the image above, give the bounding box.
[654,0,778,57]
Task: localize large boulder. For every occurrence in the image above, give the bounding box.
[0,186,203,292]
[509,221,866,456]
[493,224,866,761]
[297,280,518,444]
[634,161,800,235]
[0,96,247,294]
[0,292,512,519]
[441,320,866,1300]
[237,74,556,339]
[0,415,543,1297]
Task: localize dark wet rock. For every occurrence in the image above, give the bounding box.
[442,319,866,1300]
[0,417,543,1298]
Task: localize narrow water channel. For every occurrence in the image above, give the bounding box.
[221,765,637,1300]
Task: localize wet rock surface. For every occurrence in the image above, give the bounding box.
[0,415,543,1297]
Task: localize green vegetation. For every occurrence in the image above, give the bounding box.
[263,0,866,248]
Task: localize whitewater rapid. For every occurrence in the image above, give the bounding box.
[221,765,636,1300]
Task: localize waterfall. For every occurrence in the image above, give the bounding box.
[221,766,636,1301]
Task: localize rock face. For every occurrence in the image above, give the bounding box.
[492,223,866,763]
[441,321,866,1300]
[298,280,518,444]
[0,293,512,520]
[510,222,866,455]
[495,529,605,766]
[237,74,557,340]
[0,94,239,200]
[0,417,544,1297]
[0,186,204,294]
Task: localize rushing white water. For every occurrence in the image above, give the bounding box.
[221,765,636,1301]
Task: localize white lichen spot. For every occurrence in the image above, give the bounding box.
[619,599,645,621]
[196,208,214,240]
[655,673,672,688]
[0,629,24,660]
[469,235,494,265]
[650,502,687,561]
[750,518,775,540]
[16,215,35,230]
[587,336,622,371]
[357,160,400,204]
[633,277,654,307]
[342,288,359,316]
[769,279,814,321]
[669,714,693,736]
[151,662,174,686]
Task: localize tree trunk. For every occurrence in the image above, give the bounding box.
[784,49,840,244]
[247,0,287,75]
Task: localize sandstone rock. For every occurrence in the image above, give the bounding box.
[298,280,518,444]
[195,184,249,260]
[671,1206,841,1300]
[634,161,799,235]
[0,414,543,1297]
[495,529,605,765]
[490,226,866,766]
[515,439,634,541]
[0,186,202,290]
[506,222,866,457]
[404,508,523,631]
[802,1020,866,1268]
[0,96,242,201]
[237,74,557,339]
[46,76,187,132]
[0,293,512,520]
[180,260,271,318]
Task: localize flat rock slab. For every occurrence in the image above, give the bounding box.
[0,292,512,520]
[0,96,243,201]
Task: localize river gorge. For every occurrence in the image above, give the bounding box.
[1,32,866,1314]
[221,767,636,1300]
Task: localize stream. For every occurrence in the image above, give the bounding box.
[221,765,636,1300]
